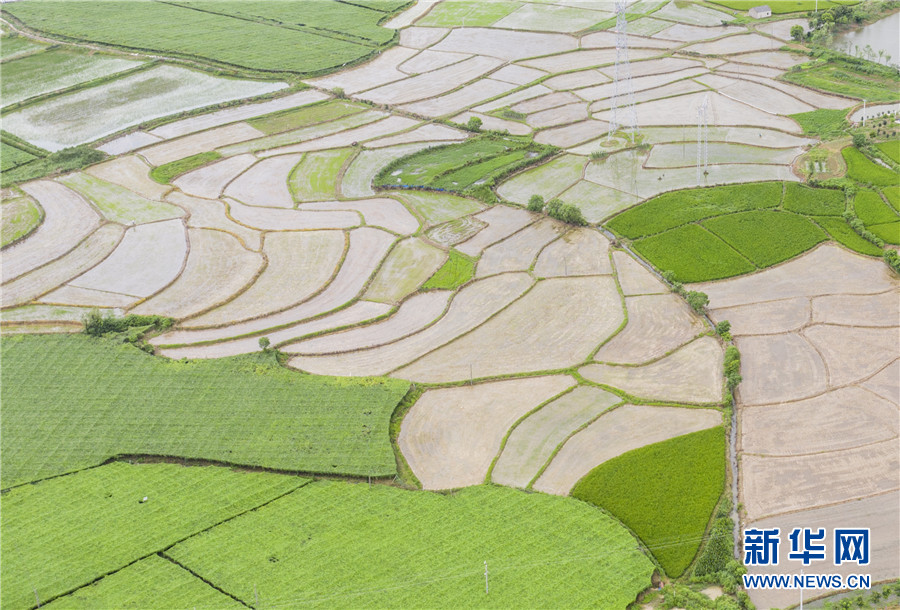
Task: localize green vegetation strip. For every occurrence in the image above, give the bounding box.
[0,145,106,188]
[0,335,410,487]
[421,250,475,291]
[843,147,898,186]
[168,481,655,608]
[1,461,306,609]
[572,426,726,578]
[789,108,849,139]
[813,216,884,255]
[0,139,37,171]
[1,196,42,247]
[150,151,221,184]
[3,1,406,76]
[247,100,365,135]
[709,0,857,13]
[876,140,899,165]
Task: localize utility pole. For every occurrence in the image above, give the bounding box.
[484,561,489,595]
[862,99,867,125]
[697,94,710,186]
[607,0,639,142]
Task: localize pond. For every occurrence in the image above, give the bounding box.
[831,11,900,66]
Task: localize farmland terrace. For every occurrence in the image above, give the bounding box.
[1,0,898,609]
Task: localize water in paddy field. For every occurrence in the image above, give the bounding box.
[831,11,900,66]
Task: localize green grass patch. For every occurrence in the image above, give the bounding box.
[0,139,37,171]
[289,148,354,202]
[0,145,106,188]
[882,185,899,212]
[843,147,899,186]
[703,210,828,268]
[875,139,900,165]
[58,173,183,223]
[168,481,655,608]
[708,0,857,12]
[375,136,554,197]
[868,221,900,245]
[572,426,726,578]
[632,224,755,283]
[854,190,899,225]
[416,0,521,26]
[247,100,365,135]
[1,195,42,247]
[812,215,884,256]
[393,190,482,225]
[149,151,221,184]
[607,182,782,239]
[783,182,845,216]
[421,250,475,291]
[1,461,306,609]
[42,555,243,610]
[3,1,406,76]
[0,335,410,487]
[789,108,848,139]
[782,56,900,102]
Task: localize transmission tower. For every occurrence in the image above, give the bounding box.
[607,0,639,143]
[697,94,710,186]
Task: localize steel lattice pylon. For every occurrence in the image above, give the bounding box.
[697,94,710,186]
[607,0,638,143]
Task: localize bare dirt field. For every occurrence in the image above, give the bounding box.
[173,154,257,200]
[398,376,576,490]
[224,155,301,208]
[476,218,567,277]
[533,228,612,277]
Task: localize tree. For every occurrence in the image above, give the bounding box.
[466,116,482,132]
[852,132,866,148]
[258,336,271,352]
[790,24,804,42]
[527,194,544,212]
[685,290,709,313]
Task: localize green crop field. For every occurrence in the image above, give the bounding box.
[150,151,222,184]
[782,59,900,102]
[876,140,900,165]
[1,195,42,247]
[168,481,655,608]
[0,144,103,188]
[868,220,900,245]
[882,185,900,211]
[632,224,755,283]
[375,136,553,196]
[58,172,184,224]
[1,47,144,109]
[812,215,884,255]
[854,190,899,225]
[422,250,475,290]
[43,555,243,610]
[0,33,46,60]
[1,461,307,609]
[0,139,37,171]
[290,148,354,202]
[607,182,782,239]
[844,147,899,186]
[783,182,845,216]
[789,108,849,139]
[248,100,366,135]
[394,190,483,225]
[0,335,409,487]
[703,210,828,268]
[417,1,522,27]
[709,0,857,13]
[572,426,726,578]
[3,1,407,76]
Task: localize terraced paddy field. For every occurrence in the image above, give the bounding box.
[2,0,898,607]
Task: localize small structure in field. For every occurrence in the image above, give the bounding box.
[749,5,772,18]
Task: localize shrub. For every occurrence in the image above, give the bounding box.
[724,345,742,390]
[715,320,732,340]
[884,249,900,274]
[466,116,483,132]
[83,310,173,338]
[852,133,866,148]
[331,87,345,99]
[791,24,804,41]
[258,337,271,352]
[686,290,709,313]
[527,194,545,212]
[545,197,563,217]
[693,516,735,576]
